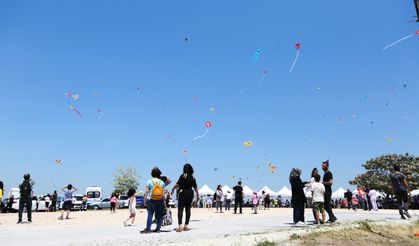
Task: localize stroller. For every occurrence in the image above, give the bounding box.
[152,206,172,226]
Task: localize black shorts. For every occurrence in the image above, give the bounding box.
[63,200,73,210]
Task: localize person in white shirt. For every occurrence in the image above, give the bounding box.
[369,189,378,211]
[311,174,326,225]
[225,191,233,211]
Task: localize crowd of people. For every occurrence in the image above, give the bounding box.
[0,161,416,230]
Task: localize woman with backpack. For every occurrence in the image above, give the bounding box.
[140,167,166,234]
[171,163,199,232]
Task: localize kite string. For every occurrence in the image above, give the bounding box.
[382,34,414,51]
[28,110,66,172]
[290,50,300,72]
[193,128,209,141]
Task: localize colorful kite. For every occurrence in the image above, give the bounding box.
[290,42,301,72]
[251,49,261,61]
[386,137,393,142]
[259,70,268,85]
[243,140,253,147]
[382,30,419,51]
[194,96,199,104]
[67,101,83,118]
[193,121,212,140]
[55,160,62,165]
[268,162,277,173]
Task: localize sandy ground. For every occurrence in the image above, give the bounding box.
[0,208,418,245]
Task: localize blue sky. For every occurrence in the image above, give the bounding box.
[0,0,418,196]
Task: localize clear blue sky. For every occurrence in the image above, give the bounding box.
[1,0,418,196]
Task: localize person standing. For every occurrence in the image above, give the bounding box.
[59,184,77,220]
[45,194,51,212]
[141,167,165,233]
[344,189,355,211]
[321,160,337,223]
[264,193,271,210]
[51,191,58,212]
[369,188,378,211]
[82,195,87,210]
[233,181,243,214]
[311,174,326,225]
[0,181,4,212]
[252,191,258,214]
[110,193,117,213]
[215,185,223,213]
[206,194,213,211]
[225,191,232,211]
[365,184,372,211]
[289,168,307,224]
[17,173,32,224]
[171,163,199,232]
[390,165,411,219]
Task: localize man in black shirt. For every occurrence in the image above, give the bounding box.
[390,165,411,219]
[322,160,337,223]
[233,181,243,214]
[344,189,355,211]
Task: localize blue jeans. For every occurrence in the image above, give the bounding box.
[146,200,164,230]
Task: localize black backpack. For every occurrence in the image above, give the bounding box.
[20,180,32,197]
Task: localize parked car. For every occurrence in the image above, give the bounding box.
[72,194,85,211]
[88,198,111,210]
[135,195,145,208]
[118,195,129,208]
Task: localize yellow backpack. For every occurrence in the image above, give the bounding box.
[151,179,164,200]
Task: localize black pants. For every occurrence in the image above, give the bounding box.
[234,198,243,213]
[51,201,57,211]
[292,202,305,223]
[324,192,337,221]
[18,197,32,222]
[395,189,409,216]
[178,191,193,225]
[110,202,116,212]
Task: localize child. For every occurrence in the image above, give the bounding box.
[311,174,326,224]
[252,191,258,214]
[206,194,212,211]
[110,193,117,213]
[123,188,136,226]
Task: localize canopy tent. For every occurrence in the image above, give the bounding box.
[198,184,214,195]
[242,185,254,196]
[332,187,346,198]
[222,185,233,194]
[258,186,277,196]
[277,186,292,197]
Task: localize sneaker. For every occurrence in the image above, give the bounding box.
[123,221,127,227]
[153,229,161,233]
[404,211,411,219]
[140,229,151,234]
[28,220,32,223]
[401,215,406,220]
[296,221,306,226]
[17,221,22,224]
[58,216,63,220]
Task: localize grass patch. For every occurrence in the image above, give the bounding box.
[289,233,301,240]
[254,238,277,246]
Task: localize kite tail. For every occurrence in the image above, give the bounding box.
[73,108,83,118]
[382,35,414,51]
[259,74,266,85]
[193,128,209,141]
[290,50,300,72]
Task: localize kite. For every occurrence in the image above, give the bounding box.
[386,137,393,142]
[352,113,357,118]
[316,87,321,90]
[92,92,99,97]
[67,101,83,118]
[403,83,408,88]
[137,87,141,97]
[290,42,301,72]
[243,140,253,147]
[338,117,345,124]
[268,162,277,173]
[382,30,419,51]
[414,0,419,22]
[184,36,191,42]
[251,49,261,61]
[194,96,199,104]
[183,148,188,162]
[370,121,375,125]
[193,121,212,140]
[209,107,216,113]
[55,160,62,165]
[97,109,104,120]
[259,70,268,85]
[214,168,218,171]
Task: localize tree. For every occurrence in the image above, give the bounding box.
[112,166,140,195]
[350,153,419,196]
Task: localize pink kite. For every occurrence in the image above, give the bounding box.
[193,121,213,140]
[290,42,301,72]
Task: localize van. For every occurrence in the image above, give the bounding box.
[85,186,102,204]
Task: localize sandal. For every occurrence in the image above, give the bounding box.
[176,226,183,232]
[183,225,190,231]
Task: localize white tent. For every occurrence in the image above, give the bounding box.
[412,190,419,196]
[332,187,346,198]
[198,184,214,195]
[242,185,254,196]
[258,186,277,196]
[277,186,292,197]
[222,185,233,194]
